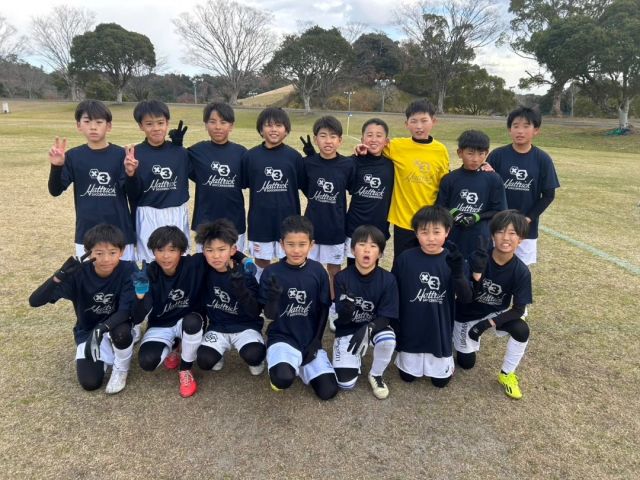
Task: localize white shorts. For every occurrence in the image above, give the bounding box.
[395,351,455,379]
[248,240,285,261]
[75,332,117,365]
[136,203,190,262]
[140,319,184,349]
[309,243,345,265]
[76,243,135,261]
[332,328,396,371]
[453,317,511,354]
[196,233,246,254]
[516,239,537,266]
[201,328,264,356]
[266,342,335,385]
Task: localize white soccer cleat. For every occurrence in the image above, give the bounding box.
[105,369,128,395]
[212,357,225,371]
[248,361,265,376]
[368,374,389,400]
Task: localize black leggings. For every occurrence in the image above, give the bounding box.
[269,363,338,400]
[197,342,266,370]
[398,368,451,388]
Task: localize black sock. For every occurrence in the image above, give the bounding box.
[180,360,193,371]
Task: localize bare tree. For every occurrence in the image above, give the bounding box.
[173,0,275,105]
[0,15,26,60]
[340,21,369,44]
[396,0,505,113]
[30,5,95,101]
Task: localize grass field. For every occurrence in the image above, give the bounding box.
[0,100,639,479]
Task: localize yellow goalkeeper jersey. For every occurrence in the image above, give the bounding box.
[384,137,450,230]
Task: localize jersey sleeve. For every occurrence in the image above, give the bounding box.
[539,150,560,191]
[60,153,74,189]
[489,174,508,211]
[318,267,331,308]
[118,264,136,314]
[512,265,533,306]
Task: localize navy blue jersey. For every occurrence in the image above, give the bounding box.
[127,141,190,208]
[146,254,207,328]
[302,153,355,245]
[242,143,305,242]
[391,247,458,357]
[436,167,507,258]
[346,153,394,239]
[456,253,532,322]
[258,259,330,351]
[56,144,135,244]
[204,268,263,333]
[487,145,560,239]
[333,265,399,337]
[50,261,136,344]
[188,140,248,233]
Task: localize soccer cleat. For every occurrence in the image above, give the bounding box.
[328,304,338,332]
[498,371,522,399]
[248,361,265,376]
[368,374,389,399]
[163,349,180,370]
[179,370,197,398]
[105,369,128,395]
[270,382,282,392]
[212,357,225,371]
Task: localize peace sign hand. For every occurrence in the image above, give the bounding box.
[124,145,139,176]
[48,137,67,166]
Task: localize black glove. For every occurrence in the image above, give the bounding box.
[445,242,465,279]
[302,337,322,365]
[334,291,357,327]
[450,208,466,226]
[265,275,283,301]
[299,134,316,156]
[229,261,245,289]
[347,323,371,356]
[371,316,390,332]
[168,120,188,147]
[54,252,92,282]
[84,323,109,362]
[132,260,150,298]
[470,236,489,275]
[468,320,491,341]
[460,213,480,227]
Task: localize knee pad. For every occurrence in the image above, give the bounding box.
[509,319,530,343]
[335,368,359,389]
[398,368,417,383]
[239,342,266,366]
[76,359,104,391]
[456,351,476,370]
[138,342,165,371]
[109,323,133,349]
[182,313,204,335]
[311,373,339,401]
[431,376,451,388]
[269,363,296,390]
[197,346,222,370]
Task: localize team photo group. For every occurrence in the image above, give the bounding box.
[29,96,559,402]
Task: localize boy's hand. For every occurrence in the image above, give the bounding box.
[445,242,465,278]
[54,252,93,282]
[132,261,150,299]
[124,145,139,176]
[470,236,489,276]
[229,260,245,287]
[85,323,109,362]
[468,319,492,341]
[48,137,67,166]
[301,337,322,365]
[299,135,316,156]
[347,323,371,356]
[169,120,188,147]
[478,163,494,172]
[335,291,357,326]
[450,208,466,226]
[354,143,368,156]
[265,275,283,301]
[460,213,480,227]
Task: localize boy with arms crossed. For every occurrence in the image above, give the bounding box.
[48,100,136,260]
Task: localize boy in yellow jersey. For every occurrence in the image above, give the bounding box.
[357,99,450,258]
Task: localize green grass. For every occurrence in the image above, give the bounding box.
[0,100,639,479]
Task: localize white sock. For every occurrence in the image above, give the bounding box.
[181,330,203,363]
[113,342,133,372]
[255,265,264,283]
[369,331,396,377]
[501,337,528,374]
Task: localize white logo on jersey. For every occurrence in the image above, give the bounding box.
[419,272,441,290]
[282,288,313,318]
[93,292,115,304]
[509,166,528,180]
[89,169,111,185]
[211,161,231,177]
[412,272,446,303]
[168,289,185,301]
[460,189,479,205]
[152,165,173,179]
[264,167,283,182]
[159,289,190,316]
[213,286,230,303]
[146,165,178,193]
[82,169,116,197]
[363,174,381,189]
[356,173,385,199]
[354,297,375,312]
[86,292,116,315]
[208,286,239,315]
[311,178,339,203]
[288,288,307,304]
[257,167,289,193]
[317,178,334,194]
[504,166,533,191]
[475,277,506,306]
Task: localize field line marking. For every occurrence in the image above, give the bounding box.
[540,226,640,276]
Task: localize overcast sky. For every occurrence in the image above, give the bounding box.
[8,0,544,94]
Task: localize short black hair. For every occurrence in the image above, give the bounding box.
[83,224,125,252]
[405,99,436,119]
[490,209,529,238]
[351,225,386,254]
[195,219,238,247]
[457,130,490,151]
[133,100,170,123]
[507,106,542,128]
[256,107,291,134]
[203,102,235,123]
[147,226,188,253]
[74,100,112,123]
[361,118,389,136]
[313,115,343,136]
[411,205,452,232]
[280,215,313,241]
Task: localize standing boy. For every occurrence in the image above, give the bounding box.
[259,215,338,401]
[29,224,137,394]
[454,210,532,399]
[243,108,305,280]
[48,100,136,260]
[487,106,560,265]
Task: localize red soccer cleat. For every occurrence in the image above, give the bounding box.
[179,369,197,398]
[163,349,180,370]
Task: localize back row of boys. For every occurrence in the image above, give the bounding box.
[34,98,559,400]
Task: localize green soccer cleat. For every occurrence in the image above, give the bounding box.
[270,382,282,392]
[498,371,522,399]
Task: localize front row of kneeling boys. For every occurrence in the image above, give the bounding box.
[29,207,532,401]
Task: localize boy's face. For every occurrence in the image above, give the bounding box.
[206,111,234,144]
[280,232,313,267]
[77,114,111,145]
[415,223,449,255]
[261,121,288,148]
[352,236,381,272]
[203,239,237,272]
[153,243,182,275]
[492,223,522,256]
[508,117,539,148]
[139,114,169,146]
[457,148,488,171]
[89,242,122,277]
[314,128,342,159]
[405,112,436,140]
[361,124,388,156]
